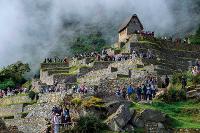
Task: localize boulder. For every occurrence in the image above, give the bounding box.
[105,104,134,132]
[141,109,166,123]
[104,100,132,116]
[132,116,144,128]
[124,124,135,132]
[132,109,167,128]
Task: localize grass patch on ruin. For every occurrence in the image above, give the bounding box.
[131,100,200,128]
[71,96,104,108]
[138,40,157,45]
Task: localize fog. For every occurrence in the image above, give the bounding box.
[0,0,199,70]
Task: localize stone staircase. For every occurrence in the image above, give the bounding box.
[4,92,66,133]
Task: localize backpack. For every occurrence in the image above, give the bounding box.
[63,110,69,118]
[127,87,134,94]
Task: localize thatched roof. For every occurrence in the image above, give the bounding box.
[118,14,143,33]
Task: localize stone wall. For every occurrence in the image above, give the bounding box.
[79,61,113,77]
[69,57,95,67]
[40,69,54,85]
[98,78,135,95]
[4,92,67,133]
[32,79,47,92]
[0,95,32,106]
[78,59,148,86]
[40,69,77,85]
[119,28,127,42]
[37,92,66,104]
[5,117,47,133]
[0,104,23,118]
[40,63,69,69]
[0,118,9,133]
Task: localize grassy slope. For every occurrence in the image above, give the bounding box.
[131,100,200,128]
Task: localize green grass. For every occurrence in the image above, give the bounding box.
[138,41,158,45]
[131,100,200,128]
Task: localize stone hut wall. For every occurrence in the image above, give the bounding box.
[119,28,128,42]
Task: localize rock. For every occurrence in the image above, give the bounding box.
[104,100,132,116]
[0,118,9,133]
[67,89,74,95]
[157,122,165,129]
[186,90,198,98]
[105,104,133,132]
[124,124,135,132]
[8,126,23,133]
[132,109,167,129]
[140,109,166,123]
[132,116,144,128]
[82,106,107,119]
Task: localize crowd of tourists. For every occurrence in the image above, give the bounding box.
[114,75,158,102]
[40,85,66,94]
[50,105,71,133]
[0,87,28,98]
[72,48,154,63]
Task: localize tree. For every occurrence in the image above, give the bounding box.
[0,61,30,90]
[0,79,15,90]
[71,31,107,54]
[196,24,200,36]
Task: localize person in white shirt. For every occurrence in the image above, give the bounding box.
[53,113,60,133]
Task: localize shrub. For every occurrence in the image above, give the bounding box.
[171,72,183,85]
[192,74,200,86]
[28,91,38,100]
[82,96,103,108]
[71,98,82,106]
[73,115,108,133]
[158,87,186,103]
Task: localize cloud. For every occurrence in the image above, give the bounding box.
[0,0,199,70]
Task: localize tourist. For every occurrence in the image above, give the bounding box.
[127,85,134,101]
[132,50,137,60]
[165,75,170,88]
[151,84,156,98]
[53,113,60,133]
[52,105,60,114]
[141,84,147,100]
[195,59,200,68]
[192,66,198,76]
[63,107,71,126]
[119,85,126,99]
[181,76,187,89]
[136,85,142,101]
[139,51,144,58]
[115,87,121,97]
[0,90,3,98]
[146,84,152,101]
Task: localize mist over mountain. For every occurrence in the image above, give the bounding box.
[0,0,200,70]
